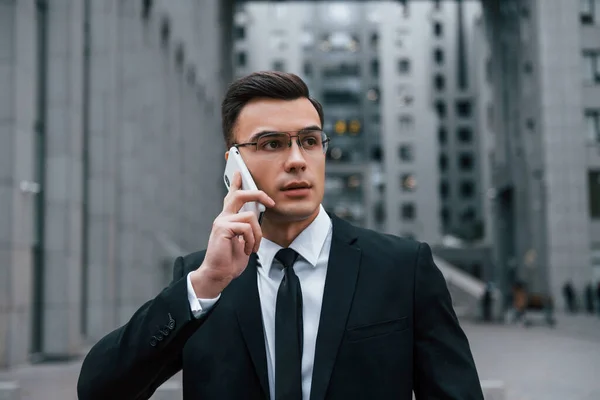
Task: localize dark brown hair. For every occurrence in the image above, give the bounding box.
[221,71,324,148]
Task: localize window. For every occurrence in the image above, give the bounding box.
[399,144,413,161]
[433,0,442,10]
[234,26,245,40]
[459,153,474,171]
[237,51,247,67]
[461,207,476,222]
[439,153,448,171]
[399,115,414,131]
[371,59,380,77]
[585,109,600,143]
[303,62,312,77]
[581,0,595,24]
[434,22,443,37]
[272,60,285,72]
[323,90,361,105]
[583,51,600,83]
[458,127,473,143]
[401,174,417,191]
[401,203,416,220]
[590,171,600,218]
[456,100,472,118]
[434,48,444,65]
[322,63,361,78]
[460,181,475,198]
[366,87,380,103]
[370,32,379,50]
[438,126,447,144]
[434,74,445,91]
[435,101,447,119]
[440,181,449,199]
[398,58,411,74]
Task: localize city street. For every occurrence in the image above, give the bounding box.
[0,312,598,400]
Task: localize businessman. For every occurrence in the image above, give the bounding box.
[77,71,484,400]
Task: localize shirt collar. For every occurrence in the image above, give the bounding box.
[257,204,332,273]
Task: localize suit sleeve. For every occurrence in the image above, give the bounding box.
[413,242,484,400]
[77,256,210,400]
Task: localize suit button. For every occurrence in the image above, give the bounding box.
[167,313,175,330]
[159,327,170,336]
[155,333,164,341]
[150,338,158,347]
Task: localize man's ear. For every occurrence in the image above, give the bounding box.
[224,151,229,161]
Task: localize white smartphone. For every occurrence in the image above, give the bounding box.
[224,146,266,219]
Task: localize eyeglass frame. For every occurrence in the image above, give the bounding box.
[233,129,331,155]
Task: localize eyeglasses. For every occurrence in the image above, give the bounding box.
[234,129,330,159]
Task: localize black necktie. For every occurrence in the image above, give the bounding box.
[274,248,303,400]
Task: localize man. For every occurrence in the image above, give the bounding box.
[77,71,483,400]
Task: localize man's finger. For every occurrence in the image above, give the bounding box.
[224,190,275,214]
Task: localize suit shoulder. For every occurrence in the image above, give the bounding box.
[352,224,422,256]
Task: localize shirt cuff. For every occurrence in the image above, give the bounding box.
[186,271,221,319]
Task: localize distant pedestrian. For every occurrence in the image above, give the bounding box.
[562,281,576,313]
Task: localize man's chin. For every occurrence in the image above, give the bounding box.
[266,202,319,222]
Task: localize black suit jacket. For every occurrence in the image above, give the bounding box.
[77,214,483,399]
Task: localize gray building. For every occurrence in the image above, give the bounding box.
[0,0,229,368]
[234,2,443,242]
[481,0,600,301]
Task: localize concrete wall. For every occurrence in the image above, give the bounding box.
[0,0,230,369]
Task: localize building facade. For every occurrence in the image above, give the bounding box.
[481,0,600,300]
[0,0,229,368]
[234,1,443,243]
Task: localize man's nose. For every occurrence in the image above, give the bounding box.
[284,139,307,169]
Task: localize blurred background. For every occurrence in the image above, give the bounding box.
[0,0,599,399]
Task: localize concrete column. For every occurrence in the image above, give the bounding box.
[42,0,84,356]
[0,0,38,368]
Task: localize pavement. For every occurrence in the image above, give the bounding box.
[0,312,599,400]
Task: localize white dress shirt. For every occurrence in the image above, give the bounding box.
[186,204,333,400]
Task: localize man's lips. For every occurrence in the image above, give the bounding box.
[281,181,311,191]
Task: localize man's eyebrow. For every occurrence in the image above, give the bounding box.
[247,125,322,142]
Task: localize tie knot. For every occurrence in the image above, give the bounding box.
[275,248,299,269]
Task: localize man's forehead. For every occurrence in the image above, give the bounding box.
[235,97,321,141]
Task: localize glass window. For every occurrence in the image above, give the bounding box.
[399,144,413,162]
[460,181,475,198]
[272,60,285,72]
[456,100,472,118]
[434,21,443,37]
[398,58,411,74]
[585,110,600,142]
[582,51,600,83]
[435,101,447,119]
[434,48,444,65]
[434,74,445,91]
[371,59,380,77]
[439,153,448,171]
[401,203,416,220]
[234,26,245,40]
[459,153,474,171]
[440,181,449,199]
[237,51,247,67]
[581,0,594,24]
[458,127,473,142]
[439,126,447,144]
[399,115,414,131]
[401,174,417,192]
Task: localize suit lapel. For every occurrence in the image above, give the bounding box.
[310,215,361,400]
[232,253,270,399]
